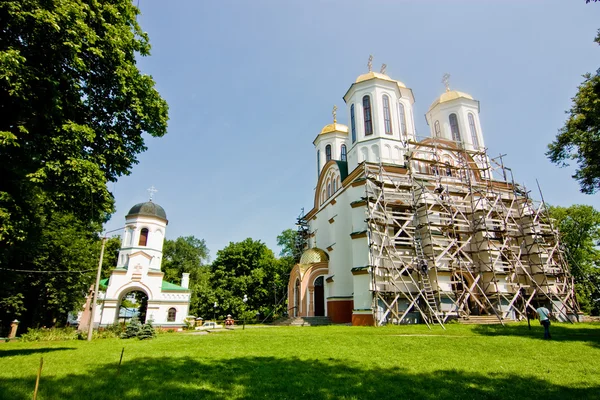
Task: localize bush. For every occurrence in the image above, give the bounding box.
[120,317,142,339]
[20,327,79,342]
[120,317,156,340]
[137,321,156,340]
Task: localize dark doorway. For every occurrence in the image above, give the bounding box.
[294,279,300,317]
[314,276,325,316]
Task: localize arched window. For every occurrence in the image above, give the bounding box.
[325,145,332,162]
[449,113,461,142]
[138,228,148,246]
[340,144,347,161]
[327,183,331,198]
[468,113,479,148]
[317,150,320,173]
[382,95,393,135]
[398,102,407,136]
[363,96,373,135]
[167,307,176,322]
[434,120,441,137]
[350,104,356,143]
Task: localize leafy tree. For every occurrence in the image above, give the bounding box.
[0,0,167,330]
[276,228,302,263]
[192,239,290,322]
[0,212,102,330]
[549,205,600,315]
[0,0,167,245]
[162,236,209,285]
[547,31,600,194]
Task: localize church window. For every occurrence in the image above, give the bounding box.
[434,120,441,137]
[398,102,407,136]
[325,145,332,162]
[383,95,393,135]
[139,228,149,246]
[167,307,176,322]
[340,144,347,161]
[350,104,356,143]
[327,183,331,198]
[363,96,373,135]
[317,150,320,173]
[468,113,479,148]
[449,114,461,142]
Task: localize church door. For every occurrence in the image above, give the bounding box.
[314,276,325,317]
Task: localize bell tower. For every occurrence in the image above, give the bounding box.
[343,56,416,172]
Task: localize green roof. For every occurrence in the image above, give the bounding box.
[161,281,189,291]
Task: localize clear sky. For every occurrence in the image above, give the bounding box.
[104,0,600,259]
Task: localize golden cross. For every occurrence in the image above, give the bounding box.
[442,73,451,92]
[332,105,337,124]
[367,55,373,72]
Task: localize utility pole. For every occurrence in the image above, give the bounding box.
[88,236,107,341]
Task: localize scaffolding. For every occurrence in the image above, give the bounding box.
[364,138,580,327]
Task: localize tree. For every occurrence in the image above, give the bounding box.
[162,236,209,285]
[193,239,289,321]
[0,0,168,246]
[0,212,103,330]
[547,31,600,194]
[276,228,302,262]
[548,205,600,315]
[0,0,168,330]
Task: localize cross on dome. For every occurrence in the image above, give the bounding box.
[442,73,451,92]
[367,55,373,72]
[380,64,387,74]
[332,105,337,124]
[147,185,158,201]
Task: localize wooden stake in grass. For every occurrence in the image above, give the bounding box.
[116,347,125,376]
[33,357,43,400]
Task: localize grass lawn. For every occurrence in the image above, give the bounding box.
[0,322,599,400]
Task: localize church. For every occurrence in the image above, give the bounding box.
[84,199,191,329]
[287,58,580,327]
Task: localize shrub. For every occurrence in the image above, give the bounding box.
[20,327,79,342]
[120,317,142,339]
[137,321,156,340]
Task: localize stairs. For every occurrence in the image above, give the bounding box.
[459,315,505,325]
[274,316,333,327]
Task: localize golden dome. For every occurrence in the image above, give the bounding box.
[299,248,329,264]
[428,90,474,111]
[320,122,349,136]
[355,71,407,89]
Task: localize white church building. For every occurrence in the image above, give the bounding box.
[87,200,191,328]
[287,60,579,326]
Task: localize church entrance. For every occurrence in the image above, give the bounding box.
[117,290,149,324]
[294,279,300,317]
[314,276,325,317]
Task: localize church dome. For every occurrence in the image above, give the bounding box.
[428,90,474,112]
[319,122,349,136]
[355,71,407,89]
[126,201,167,220]
[299,248,329,264]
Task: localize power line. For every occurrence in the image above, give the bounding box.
[0,267,96,274]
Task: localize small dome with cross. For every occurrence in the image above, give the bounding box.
[126,201,167,221]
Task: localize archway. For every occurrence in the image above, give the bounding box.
[314,276,325,317]
[294,279,300,317]
[117,289,149,324]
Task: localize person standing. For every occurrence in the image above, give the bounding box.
[536,305,552,339]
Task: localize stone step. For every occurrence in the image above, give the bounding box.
[276,316,333,327]
[459,315,507,325]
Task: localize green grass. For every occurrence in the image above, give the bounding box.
[0,322,599,399]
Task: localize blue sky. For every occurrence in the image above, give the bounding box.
[104,0,600,259]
